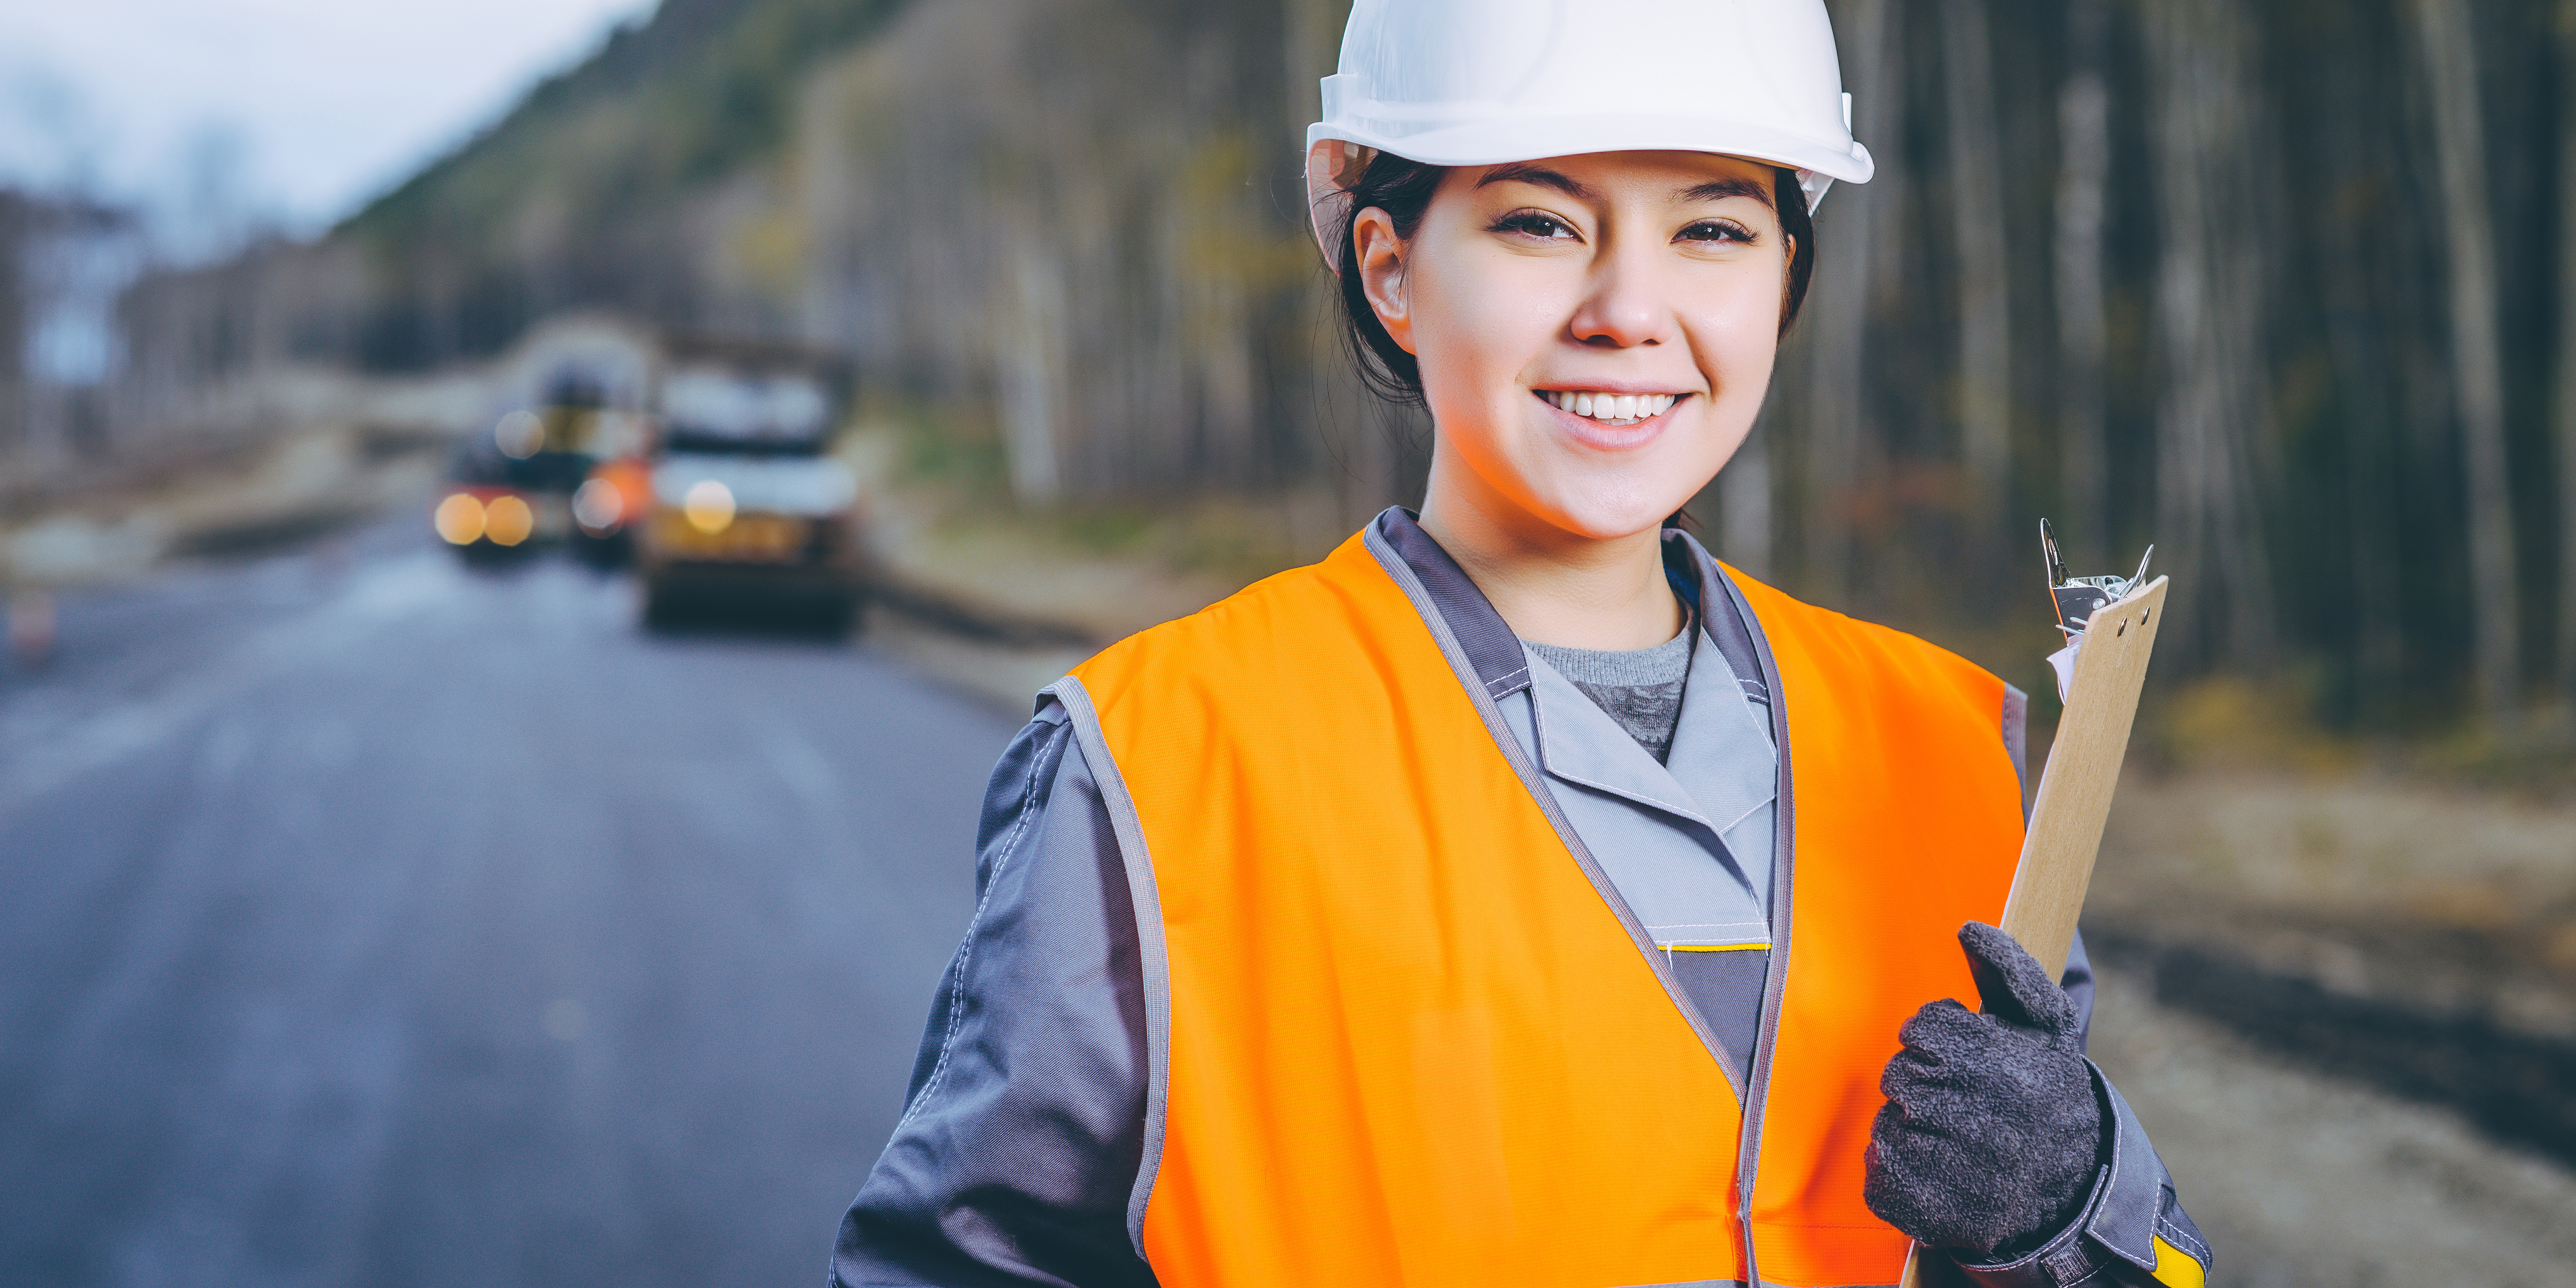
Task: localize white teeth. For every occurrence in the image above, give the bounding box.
[1543,391,1678,422]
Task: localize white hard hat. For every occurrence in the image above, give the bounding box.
[1304,0,1873,263]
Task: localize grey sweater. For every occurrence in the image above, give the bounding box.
[1520,611,1696,763]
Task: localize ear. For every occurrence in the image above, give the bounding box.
[1776,230,1799,333]
[1353,206,1417,355]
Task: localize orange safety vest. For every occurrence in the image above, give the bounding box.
[1061,526,2025,1288]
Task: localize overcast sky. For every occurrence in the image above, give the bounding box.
[0,0,659,239]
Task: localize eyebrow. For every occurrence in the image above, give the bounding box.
[1679,176,1777,209]
[1476,163,1594,199]
[1476,164,1775,210]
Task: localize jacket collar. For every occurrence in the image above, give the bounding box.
[1371,508,1530,700]
[1522,634,1776,835]
[1371,507,1768,701]
[1372,508,1776,832]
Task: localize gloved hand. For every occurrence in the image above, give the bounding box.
[1863,921,2105,1260]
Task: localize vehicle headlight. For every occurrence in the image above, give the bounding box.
[495,409,545,459]
[484,495,535,546]
[683,480,735,533]
[435,493,486,545]
[574,478,625,533]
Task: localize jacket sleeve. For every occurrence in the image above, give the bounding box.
[1941,932,2212,1288]
[829,702,1160,1288]
[1940,1067,2212,1288]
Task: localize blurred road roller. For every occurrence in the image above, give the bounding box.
[633,343,870,634]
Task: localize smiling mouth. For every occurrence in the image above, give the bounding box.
[1538,390,1682,425]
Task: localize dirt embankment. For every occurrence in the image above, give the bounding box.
[0,369,489,592]
[830,426,1362,709]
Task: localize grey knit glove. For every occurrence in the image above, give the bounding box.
[1863,921,2105,1260]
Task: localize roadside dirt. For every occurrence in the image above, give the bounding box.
[2091,966,2576,1287]
[2085,768,2576,1169]
[0,367,486,591]
[2095,769,2576,1026]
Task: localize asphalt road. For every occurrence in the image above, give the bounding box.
[0,522,1021,1287]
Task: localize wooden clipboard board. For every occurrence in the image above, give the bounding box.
[1896,575,2169,1287]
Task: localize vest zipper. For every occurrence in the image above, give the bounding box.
[1722,565,1796,1288]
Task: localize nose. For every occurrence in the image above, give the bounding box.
[1567,235,1674,349]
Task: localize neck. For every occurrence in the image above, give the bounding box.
[1416,454,1683,651]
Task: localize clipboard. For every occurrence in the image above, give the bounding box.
[2001,573,2167,976]
[1896,573,2168,1287]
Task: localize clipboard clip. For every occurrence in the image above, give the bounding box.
[2039,519,2151,701]
[2041,518,2151,645]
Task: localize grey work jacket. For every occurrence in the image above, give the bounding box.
[832,510,2208,1288]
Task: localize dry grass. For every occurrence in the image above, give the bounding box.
[0,423,450,590]
[2099,768,2576,930]
[841,423,1354,645]
[2091,763,2576,1044]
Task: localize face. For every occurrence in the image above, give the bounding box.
[1355,151,1792,542]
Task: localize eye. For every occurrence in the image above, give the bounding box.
[1677,219,1757,246]
[1489,209,1580,241]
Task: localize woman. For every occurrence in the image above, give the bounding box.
[833,3,2209,1286]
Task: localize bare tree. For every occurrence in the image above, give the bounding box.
[0,193,27,455]
[2141,0,2276,673]
[2317,87,2404,720]
[1800,0,1899,603]
[1943,0,2011,543]
[1721,419,1774,579]
[2413,0,2521,733]
[2558,0,2576,727]
[996,223,1069,502]
[2055,0,2111,566]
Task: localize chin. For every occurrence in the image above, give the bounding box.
[1534,484,1692,542]
[1510,421,1731,544]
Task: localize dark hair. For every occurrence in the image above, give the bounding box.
[1330,152,1819,406]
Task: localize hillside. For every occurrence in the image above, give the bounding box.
[334,0,914,369]
[97,0,2576,741]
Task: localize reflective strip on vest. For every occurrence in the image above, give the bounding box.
[1064,528,2024,1288]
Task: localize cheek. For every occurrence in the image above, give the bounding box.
[1679,280,1783,443]
[1407,250,1574,406]
[1687,271,1786,387]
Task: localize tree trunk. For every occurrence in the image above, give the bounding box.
[2054,0,2111,566]
[2321,134,2403,722]
[0,194,24,457]
[996,227,1068,503]
[2142,0,2276,674]
[1801,0,1898,604]
[2413,0,2521,734]
[2558,0,2576,728]
[1943,0,2012,543]
[1722,420,1775,580]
